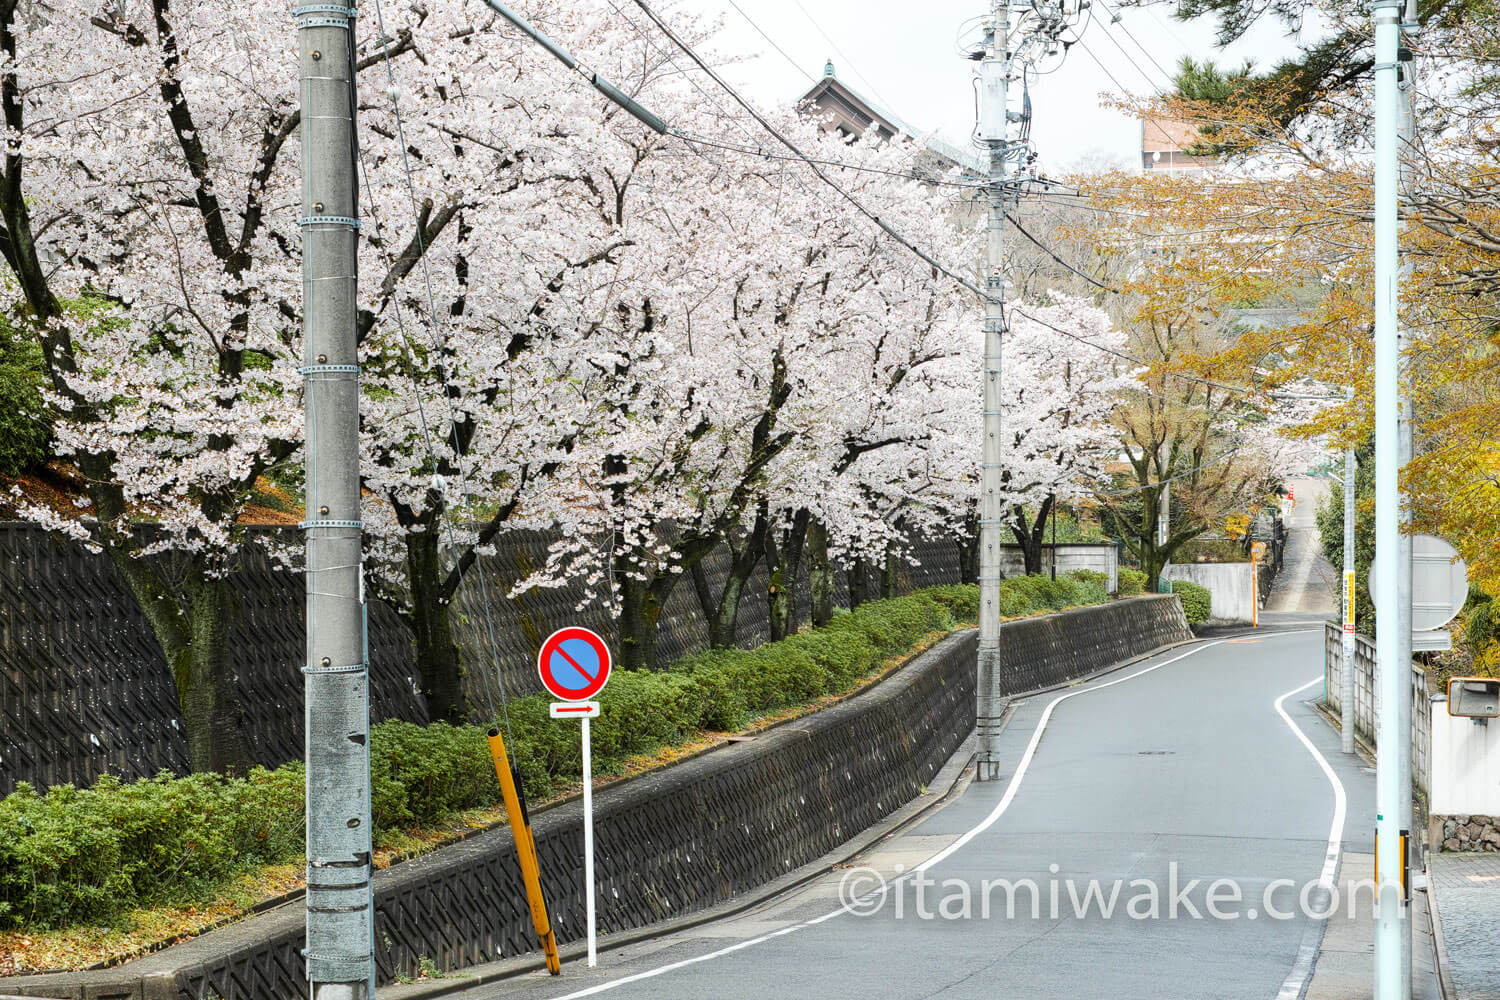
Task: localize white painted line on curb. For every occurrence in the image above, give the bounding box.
[547,639,1230,999]
[1272,673,1349,1000]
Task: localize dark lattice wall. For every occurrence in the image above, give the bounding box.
[0,597,1192,1000]
[0,523,963,793]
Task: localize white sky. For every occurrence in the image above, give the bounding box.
[669,0,1329,172]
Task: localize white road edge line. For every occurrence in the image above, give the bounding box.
[549,638,1233,999]
[1271,673,1349,1000]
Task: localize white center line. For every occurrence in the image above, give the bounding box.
[548,639,1232,999]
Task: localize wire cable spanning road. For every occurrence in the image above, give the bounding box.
[457,631,1399,1000]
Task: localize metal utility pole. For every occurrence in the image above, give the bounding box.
[1158,465,1171,589]
[1372,0,1407,995]
[299,1,374,997]
[1341,385,1357,756]
[974,0,1012,781]
[1393,0,1419,987]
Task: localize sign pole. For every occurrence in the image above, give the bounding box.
[582,715,597,968]
[537,626,612,970]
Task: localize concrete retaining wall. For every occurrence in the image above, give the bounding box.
[1323,623,1430,795]
[998,543,1119,593]
[0,596,1191,1000]
[1431,705,1500,819]
[1165,562,1258,623]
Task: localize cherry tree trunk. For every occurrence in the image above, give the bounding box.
[107,551,252,775]
[880,548,899,599]
[806,517,835,628]
[405,530,469,724]
[617,570,667,670]
[178,575,252,774]
[848,557,871,609]
[766,510,809,642]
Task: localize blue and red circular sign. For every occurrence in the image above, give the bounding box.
[537,627,612,702]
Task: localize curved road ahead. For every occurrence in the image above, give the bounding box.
[461,631,1394,1000]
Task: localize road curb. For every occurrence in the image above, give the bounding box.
[1424,880,1458,1000]
[380,634,1216,999]
[378,732,986,999]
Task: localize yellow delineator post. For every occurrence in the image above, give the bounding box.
[488,727,561,975]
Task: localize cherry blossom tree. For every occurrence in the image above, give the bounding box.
[0,0,634,756]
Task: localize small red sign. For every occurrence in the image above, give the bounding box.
[537,627,612,702]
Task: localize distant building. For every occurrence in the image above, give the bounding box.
[1140,118,1213,174]
[798,59,984,177]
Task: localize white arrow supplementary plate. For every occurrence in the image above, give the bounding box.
[550,701,601,719]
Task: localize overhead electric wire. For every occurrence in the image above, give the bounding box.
[1094,0,1177,87]
[369,0,519,740]
[1010,304,1258,396]
[722,0,815,83]
[1094,446,1247,497]
[785,0,897,111]
[478,0,1263,399]
[673,130,975,188]
[625,0,995,300]
[1005,212,1122,293]
[1088,0,1175,92]
[1074,34,1136,100]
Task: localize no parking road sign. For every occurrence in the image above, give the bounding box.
[537,627,612,702]
[536,626,611,969]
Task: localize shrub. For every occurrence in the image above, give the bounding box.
[0,323,49,477]
[1463,589,1499,674]
[4,582,1109,932]
[1064,569,1110,605]
[1118,568,1147,596]
[0,768,303,929]
[1173,579,1212,625]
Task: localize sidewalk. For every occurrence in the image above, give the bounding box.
[1305,853,1443,1000]
[1430,851,1500,999]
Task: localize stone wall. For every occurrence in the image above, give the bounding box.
[1437,815,1500,852]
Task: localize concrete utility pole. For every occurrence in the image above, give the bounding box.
[974,0,1012,782]
[1372,0,1407,995]
[298,1,374,997]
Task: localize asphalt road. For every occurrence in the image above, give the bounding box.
[1267,476,1339,615]
[460,631,1377,1000]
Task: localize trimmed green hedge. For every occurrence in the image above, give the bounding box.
[0,579,1101,932]
[1173,579,1212,625]
[1118,568,1147,596]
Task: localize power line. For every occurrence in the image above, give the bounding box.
[722,0,815,83]
[786,0,897,112]
[479,0,1256,399]
[674,130,974,187]
[1010,304,1258,396]
[1094,0,1177,90]
[1006,212,1122,293]
[1094,16,1167,92]
[627,0,992,300]
[1074,35,1133,96]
